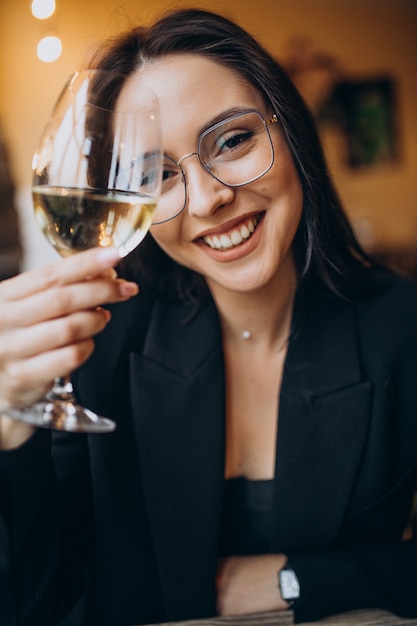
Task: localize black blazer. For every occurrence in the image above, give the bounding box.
[1,270,417,626]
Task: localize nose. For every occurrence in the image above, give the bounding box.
[179,153,235,219]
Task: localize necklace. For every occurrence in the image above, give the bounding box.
[240,328,291,353]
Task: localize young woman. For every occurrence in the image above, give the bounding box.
[0,8,416,626]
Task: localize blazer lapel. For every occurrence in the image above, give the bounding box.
[271,286,373,551]
[84,284,373,615]
[129,297,226,619]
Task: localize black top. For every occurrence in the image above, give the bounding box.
[2,270,417,625]
[220,477,274,556]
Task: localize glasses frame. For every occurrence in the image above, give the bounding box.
[153,109,279,225]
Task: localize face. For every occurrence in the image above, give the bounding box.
[133,54,303,295]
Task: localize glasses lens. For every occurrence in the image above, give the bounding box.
[153,111,274,225]
[199,111,274,186]
[152,155,186,224]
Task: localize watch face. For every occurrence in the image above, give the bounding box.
[279,568,300,601]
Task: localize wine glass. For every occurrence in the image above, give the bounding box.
[4,69,162,433]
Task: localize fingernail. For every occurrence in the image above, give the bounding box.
[118,281,139,298]
[96,307,112,323]
[102,309,112,323]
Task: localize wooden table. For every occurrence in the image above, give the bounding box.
[144,609,417,625]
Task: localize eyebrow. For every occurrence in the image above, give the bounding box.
[197,106,261,137]
[162,106,263,161]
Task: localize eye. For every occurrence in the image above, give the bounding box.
[161,157,182,192]
[208,128,256,162]
[140,170,156,189]
[137,153,161,193]
[219,129,253,152]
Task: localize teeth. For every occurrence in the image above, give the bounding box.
[203,216,259,250]
[220,234,233,248]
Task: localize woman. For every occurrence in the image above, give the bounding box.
[0,8,416,626]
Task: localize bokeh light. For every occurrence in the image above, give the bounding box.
[37,36,62,63]
[31,0,56,20]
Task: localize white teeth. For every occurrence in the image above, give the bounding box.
[231,230,243,245]
[240,225,250,239]
[203,216,259,250]
[220,234,233,248]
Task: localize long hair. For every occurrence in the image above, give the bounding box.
[90,8,373,301]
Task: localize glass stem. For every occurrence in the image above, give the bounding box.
[47,377,75,402]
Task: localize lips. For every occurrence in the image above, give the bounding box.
[202,214,261,250]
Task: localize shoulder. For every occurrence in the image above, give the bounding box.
[303,269,417,355]
[354,269,417,336]
[302,268,417,324]
[341,270,417,376]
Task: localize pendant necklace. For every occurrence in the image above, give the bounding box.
[240,329,290,353]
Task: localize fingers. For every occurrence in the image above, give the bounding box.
[95,267,118,280]
[0,247,122,301]
[0,277,137,330]
[0,338,96,410]
[0,308,111,360]
[0,246,138,332]
[0,308,110,410]
[0,247,138,411]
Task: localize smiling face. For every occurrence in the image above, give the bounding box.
[134,54,303,295]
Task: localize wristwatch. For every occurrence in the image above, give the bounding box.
[278,564,300,606]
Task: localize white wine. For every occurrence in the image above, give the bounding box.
[32,186,157,258]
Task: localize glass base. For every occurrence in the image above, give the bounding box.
[5,399,116,433]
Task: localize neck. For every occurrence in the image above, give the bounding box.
[207,253,298,350]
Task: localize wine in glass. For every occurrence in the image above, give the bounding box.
[5,69,162,432]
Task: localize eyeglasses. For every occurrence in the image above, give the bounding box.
[151,109,278,225]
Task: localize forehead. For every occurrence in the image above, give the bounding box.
[124,54,266,144]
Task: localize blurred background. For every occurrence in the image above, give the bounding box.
[0,0,416,275]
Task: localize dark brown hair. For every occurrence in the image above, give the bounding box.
[91,8,373,301]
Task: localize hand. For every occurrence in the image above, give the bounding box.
[216,554,289,616]
[0,247,137,422]
[0,415,34,450]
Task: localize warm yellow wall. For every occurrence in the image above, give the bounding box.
[1,0,416,256]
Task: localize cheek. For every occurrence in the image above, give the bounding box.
[269,158,304,219]
[285,183,304,241]
[150,222,186,263]
[150,226,174,251]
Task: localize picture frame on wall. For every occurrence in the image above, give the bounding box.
[321,76,399,168]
